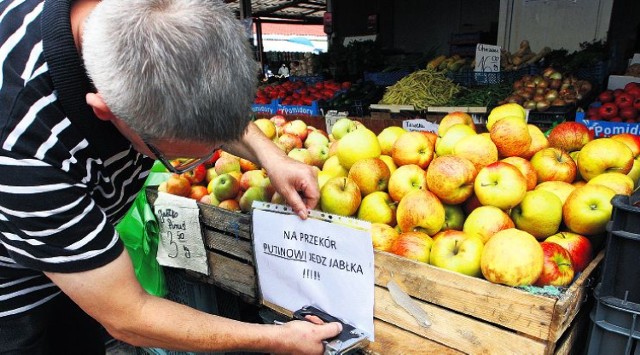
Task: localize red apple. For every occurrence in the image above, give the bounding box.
[633,97,640,110]
[282,119,308,141]
[547,121,594,152]
[598,102,619,120]
[598,90,614,103]
[615,93,635,109]
[181,164,207,185]
[188,185,209,201]
[269,114,287,127]
[163,174,192,197]
[619,107,638,120]
[534,242,575,287]
[544,231,593,273]
[389,231,434,263]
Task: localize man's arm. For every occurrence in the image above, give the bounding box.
[45,249,341,354]
[223,122,319,219]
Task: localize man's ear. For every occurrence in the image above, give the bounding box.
[86,92,115,121]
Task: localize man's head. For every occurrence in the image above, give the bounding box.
[82,0,257,144]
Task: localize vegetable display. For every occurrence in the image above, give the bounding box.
[379,68,461,109]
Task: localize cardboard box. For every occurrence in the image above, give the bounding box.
[576,112,640,137]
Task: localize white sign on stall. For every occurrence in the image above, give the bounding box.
[474,43,501,72]
[251,202,375,339]
[402,118,439,133]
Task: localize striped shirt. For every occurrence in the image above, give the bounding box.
[0,0,153,318]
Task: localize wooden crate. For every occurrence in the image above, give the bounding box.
[145,187,602,354]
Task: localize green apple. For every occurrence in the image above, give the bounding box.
[511,190,563,239]
[435,124,476,157]
[304,130,330,148]
[430,230,483,277]
[319,177,361,217]
[442,204,465,231]
[210,173,240,201]
[239,186,269,212]
[357,191,397,226]
[337,128,381,169]
[462,205,514,244]
[331,118,357,140]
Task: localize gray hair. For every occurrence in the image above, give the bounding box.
[82,0,258,143]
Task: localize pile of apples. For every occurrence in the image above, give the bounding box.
[585,82,640,122]
[284,105,638,289]
[254,79,351,106]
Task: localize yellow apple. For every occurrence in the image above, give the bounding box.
[501,156,537,190]
[534,181,576,205]
[317,170,332,190]
[462,205,514,243]
[510,190,563,239]
[377,126,407,155]
[486,103,526,130]
[348,157,391,195]
[322,155,348,178]
[530,147,576,183]
[563,184,616,235]
[435,124,476,157]
[254,118,277,139]
[628,159,640,188]
[577,138,634,181]
[489,116,531,158]
[319,177,361,217]
[337,128,381,169]
[480,228,543,286]
[474,162,527,210]
[357,191,397,226]
[304,130,330,148]
[520,124,549,160]
[379,154,397,175]
[287,148,313,165]
[396,190,445,236]
[430,230,483,277]
[330,118,357,140]
[307,144,329,169]
[389,231,434,263]
[453,133,499,170]
[371,223,399,252]
[438,111,475,136]
[586,172,634,196]
[387,164,428,202]
[426,156,477,204]
[391,131,434,168]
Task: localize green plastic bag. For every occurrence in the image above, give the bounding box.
[116,162,171,296]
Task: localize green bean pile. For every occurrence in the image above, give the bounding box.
[380,69,460,109]
[447,82,513,107]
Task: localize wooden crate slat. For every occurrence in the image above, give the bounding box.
[205,251,257,302]
[366,319,464,355]
[202,228,254,263]
[374,251,558,340]
[374,285,549,354]
[199,207,252,240]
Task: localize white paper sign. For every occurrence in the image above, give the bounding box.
[252,205,375,339]
[154,192,209,275]
[474,43,501,72]
[402,118,439,133]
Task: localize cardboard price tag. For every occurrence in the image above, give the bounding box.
[475,43,501,72]
[154,192,209,275]
[251,202,375,339]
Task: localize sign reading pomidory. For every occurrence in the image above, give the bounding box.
[251,203,374,339]
[576,113,640,137]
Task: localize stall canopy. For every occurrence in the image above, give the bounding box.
[225,0,326,24]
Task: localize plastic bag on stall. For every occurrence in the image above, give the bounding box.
[116,161,171,297]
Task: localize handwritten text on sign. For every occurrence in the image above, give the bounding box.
[154,192,209,275]
[252,208,374,338]
[475,43,501,72]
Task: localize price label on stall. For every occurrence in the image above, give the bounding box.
[474,43,501,72]
[252,202,375,339]
[154,192,209,275]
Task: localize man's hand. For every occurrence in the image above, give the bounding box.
[275,319,342,355]
[264,155,319,219]
[224,122,321,219]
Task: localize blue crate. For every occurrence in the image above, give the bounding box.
[288,75,324,86]
[364,70,410,87]
[251,99,279,115]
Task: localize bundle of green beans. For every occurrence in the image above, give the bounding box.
[379,69,460,109]
[447,82,513,107]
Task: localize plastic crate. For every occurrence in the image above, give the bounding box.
[573,61,609,90]
[364,70,410,87]
[599,192,640,305]
[587,285,640,355]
